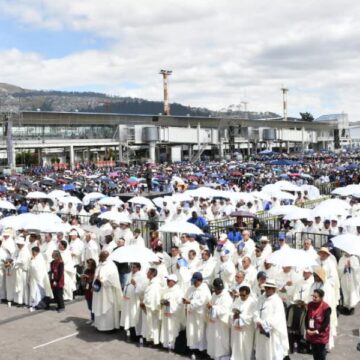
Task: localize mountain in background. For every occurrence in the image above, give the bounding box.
[0,82,280,119]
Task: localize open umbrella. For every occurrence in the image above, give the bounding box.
[98,212,131,223]
[26,191,50,200]
[159,221,203,234]
[269,205,300,216]
[83,192,106,205]
[266,248,317,268]
[48,190,69,199]
[0,200,16,211]
[128,196,154,208]
[110,245,158,263]
[98,197,124,207]
[331,234,360,256]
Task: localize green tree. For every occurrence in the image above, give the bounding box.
[299,112,314,122]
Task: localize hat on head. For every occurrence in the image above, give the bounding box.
[2,229,13,237]
[69,230,78,236]
[166,274,178,282]
[257,271,267,279]
[262,278,277,289]
[313,267,327,283]
[278,233,286,241]
[303,267,313,273]
[191,272,203,282]
[318,247,331,256]
[213,278,224,290]
[260,236,269,242]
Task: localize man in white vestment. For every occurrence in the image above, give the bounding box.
[337,253,359,313]
[206,278,233,360]
[0,239,9,300]
[128,229,146,247]
[29,247,53,309]
[241,256,258,289]
[254,279,289,360]
[160,274,184,349]
[197,249,216,286]
[214,249,236,289]
[92,251,122,331]
[183,272,211,352]
[231,285,257,360]
[303,238,318,259]
[292,268,314,304]
[58,240,77,301]
[140,267,162,345]
[120,262,147,339]
[13,236,31,305]
[41,233,58,271]
[84,231,100,264]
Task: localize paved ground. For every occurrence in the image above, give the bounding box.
[0,299,358,360]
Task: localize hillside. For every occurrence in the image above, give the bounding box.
[0,83,280,119]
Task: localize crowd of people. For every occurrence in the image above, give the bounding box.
[1,152,360,359]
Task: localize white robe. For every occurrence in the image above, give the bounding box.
[185,283,212,351]
[84,239,100,264]
[92,260,123,331]
[0,247,8,299]
[231,296,257,360]
[13,246,31,305]
[338,255,360,309]
[29,254,53,307]
[120,270,147,331]
[60,249,77,301]
[160,283,184,349]
[41,240,58,271]
[254,293,289,360]
[142,277,162,344]
[206,290,233,359]
[214,259,236,289]
[198,258,216,285]
[292,276,314,304]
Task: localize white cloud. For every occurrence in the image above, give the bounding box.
[1,0,360,119]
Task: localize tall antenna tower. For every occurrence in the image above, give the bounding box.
[281,87,289,121]
[159,69,172,115]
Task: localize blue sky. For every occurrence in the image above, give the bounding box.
[0,0,359,119]
[0,17,106,58]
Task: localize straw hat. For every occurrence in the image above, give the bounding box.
[313,267,327,283]
[318,247,331,256]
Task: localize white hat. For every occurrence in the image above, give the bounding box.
[2,229,13,237]
[260,236,269,242]
[166,274,178,282]
[16,236,25,245]
[69,230,78,236]
[262,278,277,289]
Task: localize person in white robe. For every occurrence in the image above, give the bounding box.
[84,231,100,264]
[292,268,314,304]
[198,249,216,286]
[92,251,123,331]
[303,238,318,260]
[277,266,301,305]
[13,236,31,305]
[253,245,266,272]
[174,258,191,293]
[0,241,9,300]
[241,256,258,289]
[120,262,147,337]
[68,230,85,268]
[41,233,58,271]
[58,240,77,301]
[259,236,272,259]
[29,246,53,308]
[206,278,233,360]
[231,285,257,360]
[254,279,289,360]
[160,274,184,349]
[140,267,162,345]
[183,272,212,352]
[337,253,360,312]
[214,249,236,289]
[128,229,146,247]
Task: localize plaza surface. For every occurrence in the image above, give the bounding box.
[0,299,358,360]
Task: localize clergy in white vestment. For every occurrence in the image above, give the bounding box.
[259,236,272,260]
[206,278,233,360]
[120,263,147,336]
[183,272,212,352]
[160,274,184,349]
[140,267,162,345]
[0,242,9,300]
[68,230,85,268]
[337,253,360,312]
[127,229,146,247]
[92,251,123,331]
[231,285,257,360]
[292,268,314,304]
[41,233,58,271]
[29,247,53,308]
[84,231,100,264]
[241,256,258,289]
[174,258,191,293]
[241,230,256,259]
[303,239,318,260]
[253,245,266,272]
[277,266,301,305]
[197,249,216,286]
[254,279,289,360]
[13,236,31,305]
[214,249,236,289]
[59,240,77,301]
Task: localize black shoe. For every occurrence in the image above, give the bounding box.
[349,308,355,315]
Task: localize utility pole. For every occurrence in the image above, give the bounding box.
[281,87,288,121]
[159,69,172,115]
